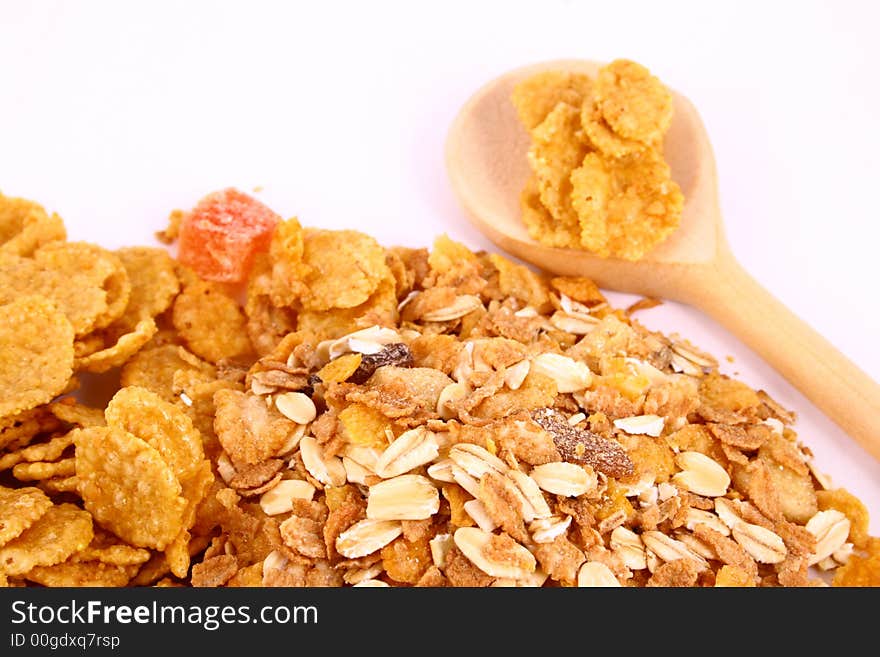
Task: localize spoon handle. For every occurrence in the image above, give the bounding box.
[685,251,880,462]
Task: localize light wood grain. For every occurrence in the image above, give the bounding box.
[446,59,880,462]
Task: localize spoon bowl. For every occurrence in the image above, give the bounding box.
[446,59,880,460]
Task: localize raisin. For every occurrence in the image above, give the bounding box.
[347,343,414,384]
[531,407,634,478]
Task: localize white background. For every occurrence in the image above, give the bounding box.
[2,1,879,532]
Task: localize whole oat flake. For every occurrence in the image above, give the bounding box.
[0,187,876,588]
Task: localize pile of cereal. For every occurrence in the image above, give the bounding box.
[513,59,683,260]
[1,189,877,587]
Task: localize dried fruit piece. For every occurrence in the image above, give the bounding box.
[531,407,633,477]
[0,504,93,576]
[0,296,74,418]
[347,344,414,384]
[75,426,186,550]
[178,188,281,283]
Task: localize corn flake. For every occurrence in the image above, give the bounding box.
[245,254,298,356]
[580,98,650,158]
[73,535,151,567]
[172,280,252,363]
[833,538,880,587]
[0,192,66,256]
[0,407,63,452]
[268,217,310,308]
[297,277,397,340]
[0,296,74,418]
[105,386,205,481]
[0,486,53,548]
[381,535,432,584]
[120,344,209,402]
[23,559,138,587]
[115,247,180,328]
[427,234,483,284]
[595,59,673,146]
[817,488,870,549]
[528,102,589,234]
[488,253,551,311]
[550,276,607,307]
[520,176,580,249]
[571,150,682,261]
[0,253,101,338]
[512,71,594,131]
[0,503,93,576]
[299,229,390,311]
[317,353,363,385]
[74,317,158,374]
[165,459,215,578]
[13,458,76,482]
[75,426,186,550]
[0,431,75,472]
[338,403,392,448]
[34,241,131,331]
[37,476,80,495]
[48,399,106,428]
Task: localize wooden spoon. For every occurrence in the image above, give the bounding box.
[446,58,880,461]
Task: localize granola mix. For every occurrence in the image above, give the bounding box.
[513,60,683,260]
[0,189,877,587]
